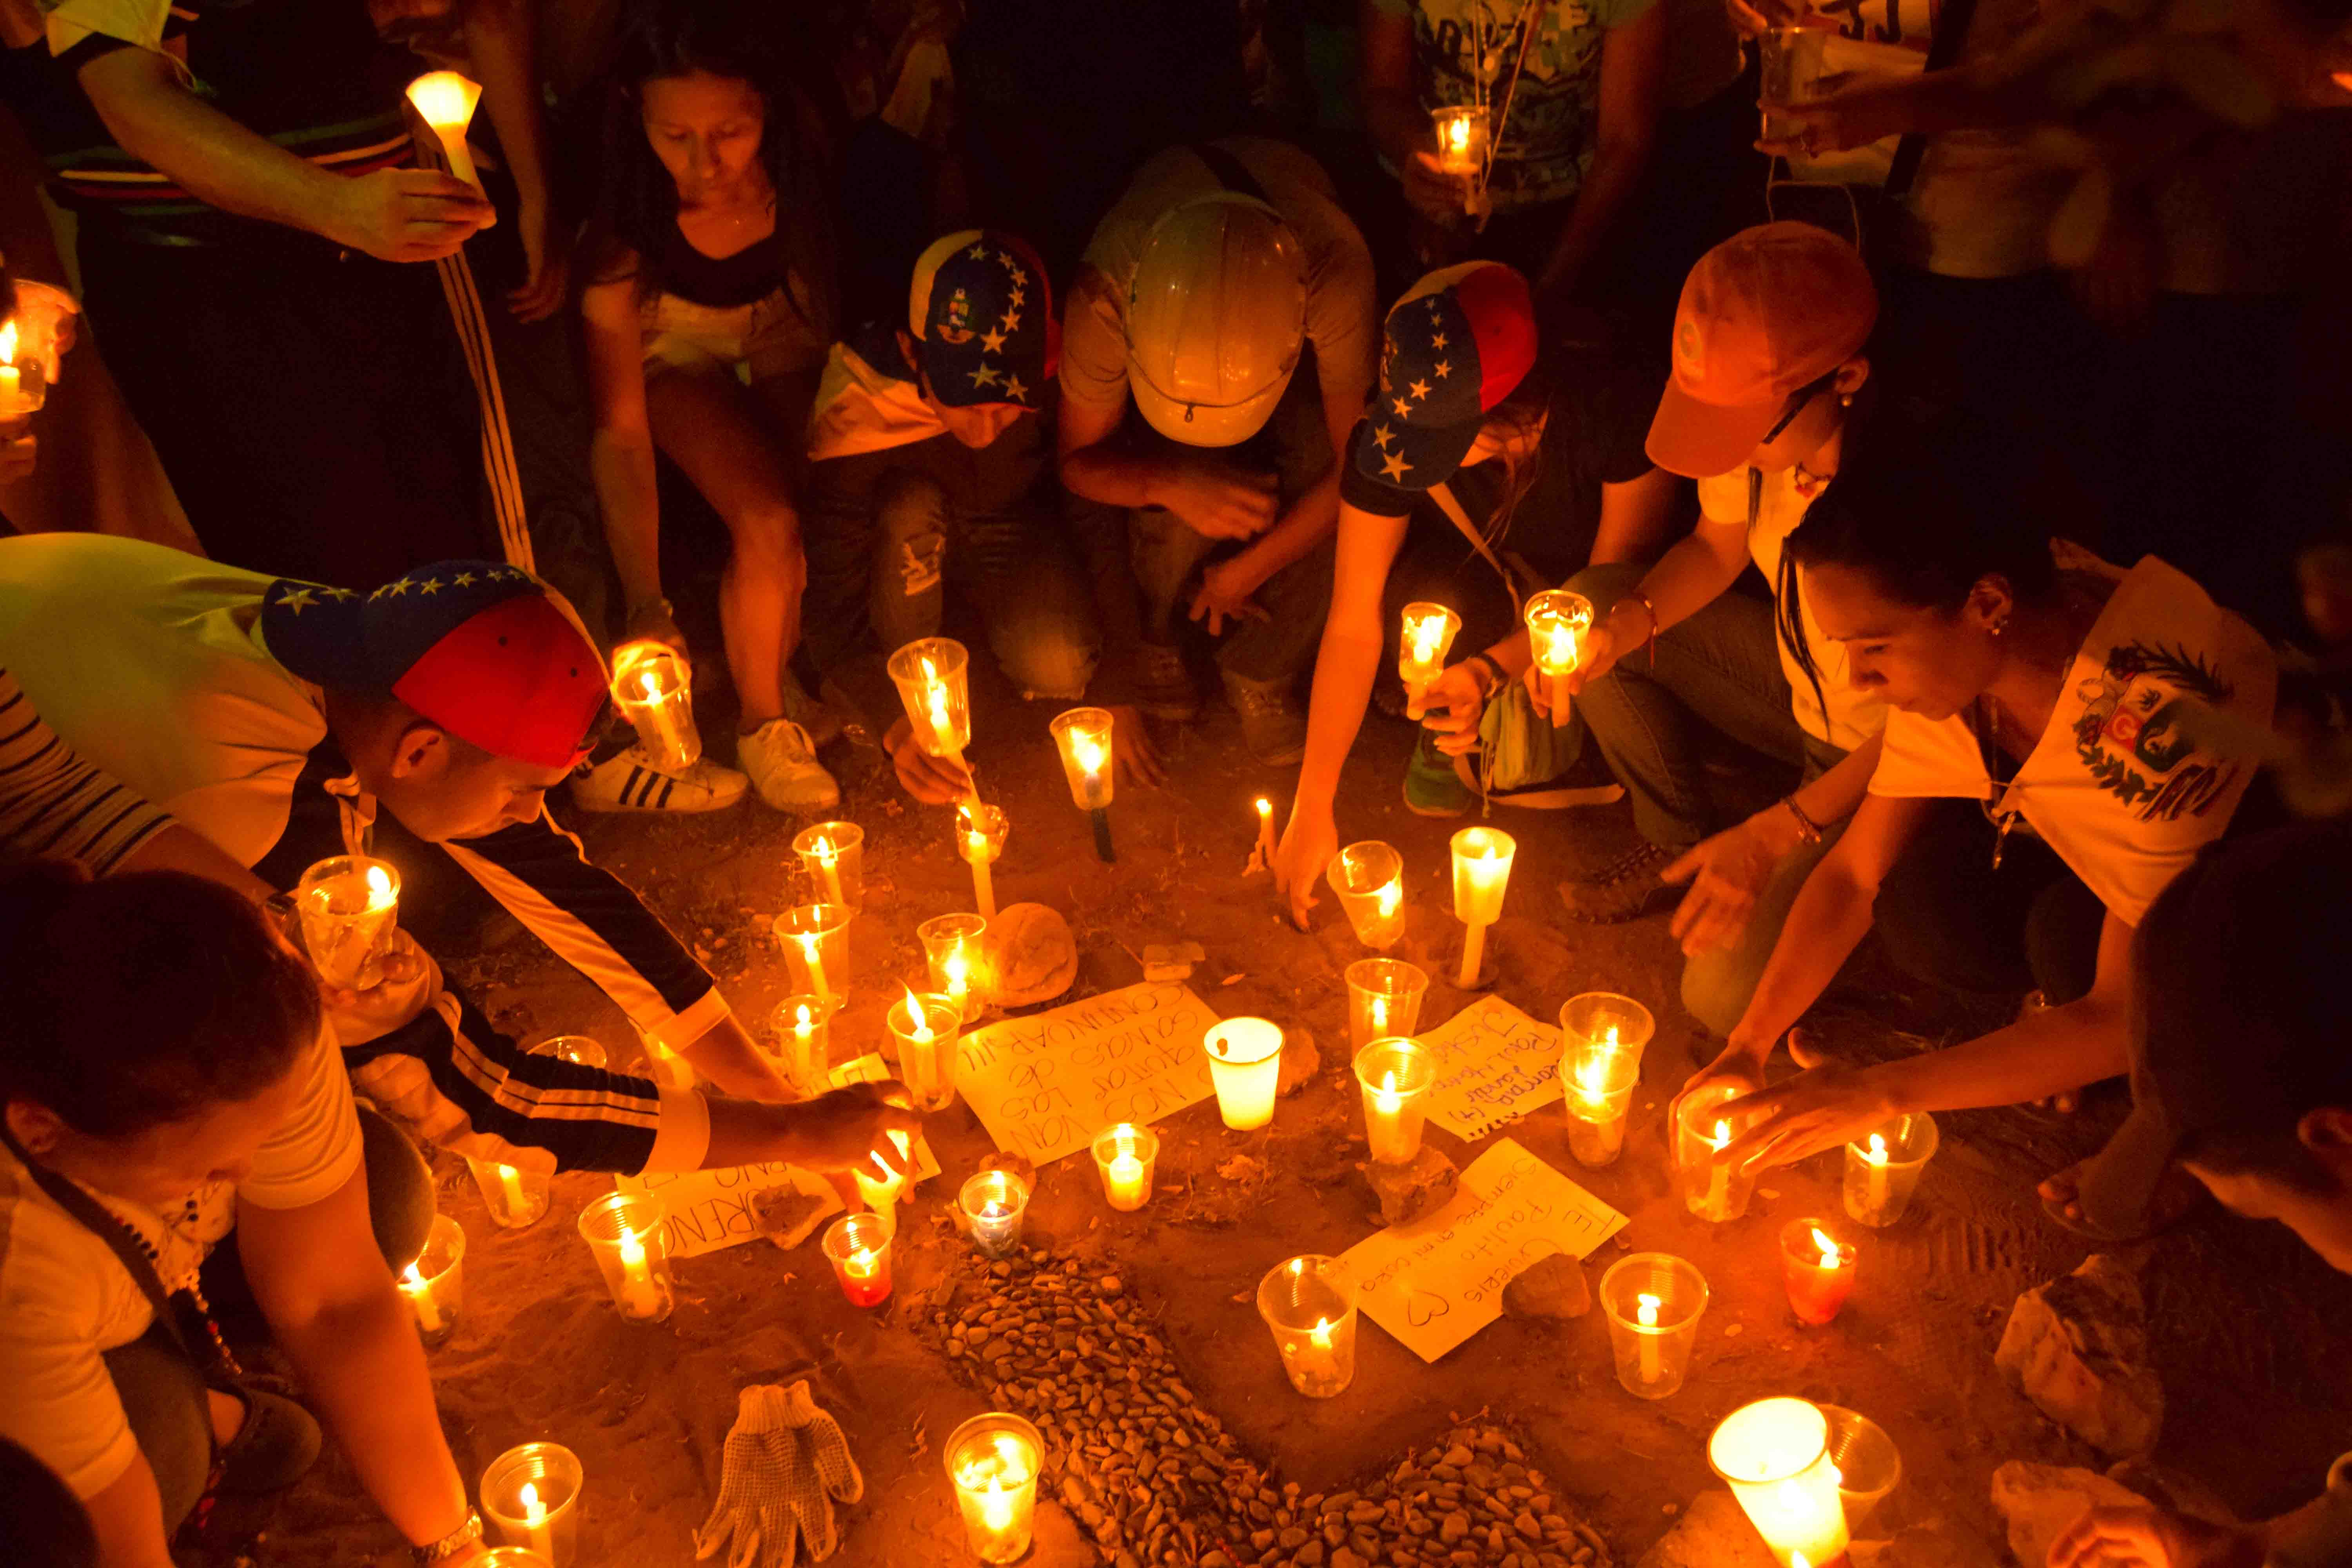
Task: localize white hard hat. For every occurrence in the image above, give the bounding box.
[1125,192,1308,447]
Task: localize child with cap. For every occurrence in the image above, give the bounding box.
[1536,223,1889,1040]
[2044,820,2352,1568]
[0,534,922,1192]
[1270,260,1681,929]
[801,229,1150,803]
[578,0,846,816]
[1056,138,1379,765]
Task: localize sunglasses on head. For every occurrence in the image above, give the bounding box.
[1760,368,1839,446]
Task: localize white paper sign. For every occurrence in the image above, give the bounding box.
[1417,995,1564,1141]
[955,982,1219,1165]
[613,1054,938,1258]
[1338,1140,1626,1362]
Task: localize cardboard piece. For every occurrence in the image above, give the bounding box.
[614,1053,939,1259]
[955,982,1219,1165]
[1417,995,1565,1142]
[1338,1140,1626,1362]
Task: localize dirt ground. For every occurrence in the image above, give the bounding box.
[276,678,2352,1568]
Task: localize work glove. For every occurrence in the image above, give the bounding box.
[695,1381,864,1568]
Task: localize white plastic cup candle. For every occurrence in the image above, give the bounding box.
[769,997,830,1093]
[1759,25,1829,141]
[945,1412,1044,1563]
[792,821,864,910]
[0,317,47,416]
[1843,1112,1938,1227]
[1449,827,1517,986]
[1343,958,1430,1049]
[528,1035,607,1069]
[1708,1397,1852,1568]
[959,1169,1032,1259]
[1523,589,1595,721]
[399,1214,466,1346]
[1675,1087,1758,1222]
[609,642,699,769]
[406,70,483,188]
[1599,1253,1709,1400]
[466,1156,549,1229]
[773,903,852,1011]
[1256,1255,1358,1398]
[1202,1018,1284,1131]
[1818,1404,1903,1535]
[577,1190,674,1323]
[1092,1123,1158,1211]
[480,1442,583,1568]
[1559,992,1654,1168]
[295,854,401,991]
[917,912,989,1018]
[1049,706,1116,810]
[822,1211,895,1306]
[956,802,1009,919]
[1429,105,1490,177]
[1325,841,1407,950]
[1397,601,1463,718]
[1353,1038,1437,1164]
[889,988,963,1112]
[886,637,977,800]
[1780,1218,1858,1326]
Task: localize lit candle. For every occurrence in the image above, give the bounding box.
[887,637,980,807]
[1247,796,1276,873]
[772,997,828,1093]
[1353,1038,1436,1164]
[1448,827,1517,987]
[1708,1398,1852,1568]
[960,1170,1031,1258]
[615,1224,665,1319]
[1093,1123,1157,1211]
[1637,1292,1664,1386]
[467,1156,547,1229]
[1523,590,1595,721]
[1049,706,1117,862]
[519,1482,552,1563]
[1843,1114,1938,1227]
[917,913,988,1020]
[609,644,700,769]
[1429,105,1490,178]
[946,1415,1043,1563]
[577,1191,673,1322]
[1397,602,1463,720]
[499,1163,526,1214]
[406,71,483,189]
[1601,1253,1708,1400]
[401,1260,445,1336]
[890,988,960,1112]
[1256,1255,1357,1398]
[1861,1134,1889,1215]
[956,803,1008,919]
[853,1129,915,1234]
[295,855,403,991]
[480,1443,581,1568]
[1325,842,1408,949]
[771,904,849,1009]
[1780,1220,1857,1326]
[1202,1018,1283,1131]
[1559,993,1655,1168]
[811,837,842,904]
[823,1212,895,1307]
[0,319,29,416]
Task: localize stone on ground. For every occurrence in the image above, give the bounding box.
[989,902,1079,1005]
[1501,1253,1592,1322]
[1990,1461,2150,1568]
[1276,1027,1320,1098]
[1362,1145,1460,1227]
[1994,1254,2165,1458]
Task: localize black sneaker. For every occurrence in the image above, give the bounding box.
[1557,842,1680,924]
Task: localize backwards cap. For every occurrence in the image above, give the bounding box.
[1347,260,1536,496]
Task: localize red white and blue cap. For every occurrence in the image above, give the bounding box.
[1347,261,1537,494]
[908,229,1058,410]
[261,562,610,769]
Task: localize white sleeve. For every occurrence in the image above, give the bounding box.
[0,1198,143,1499]
[235,1024,363,1211]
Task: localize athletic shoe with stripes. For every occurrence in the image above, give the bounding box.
[570,746,750,814]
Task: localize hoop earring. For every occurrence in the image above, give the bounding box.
[1991,614,2011,639]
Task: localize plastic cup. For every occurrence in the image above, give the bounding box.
[611,642,699,769]
[1256,1255,1357,1398]
[886,637,973,758]
[773,904,852,1013]
[294,854,401,991]
[888,990,963,1112]
[1427,107,1488,178]
[1353,1038,1437,1164]
[1398,601,1463,715]
[1600,1253,1708,1399]
[466,1156,549,1229]
[1710,1397,1850,1568]
[1760,25,1829,141]
[960,1169,1032,1259]
[769,996,831,1093]
[1203,1018,1284,1130]
[956,803,1009,919]
[945,1412,1043,1563]
[917,912,990,1019]
[1325,841,1407,950]
[398,1214,465,1347]
[1820,1404,1903,1535]
[480,1442,583,1567]
[1843,1112,1938,1227]
[577,1191,674,1323]
[1675,1086,1758,1221]
[1560,993,1653,1169]
[1092,1123,1158,1211]
[792,820,864,910]
[1049,707,1116,809]
[1780,1217,1858,1326]
[528,1035,606,1069]
[1524,590,1595,718]
[822,1212,894,1307]
[1344,958,1429,1049]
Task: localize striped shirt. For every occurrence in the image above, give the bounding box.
[0,668,172,875]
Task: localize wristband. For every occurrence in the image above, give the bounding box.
[412,1510,483,1564]
[1463,652,1503,698]
[1781,794,1825,846]
[1623,593,1660,668]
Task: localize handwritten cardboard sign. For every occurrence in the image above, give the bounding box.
[955,982,1218,1165]
[1417,995,1564,1142]
[614,1054,938,1258]
[1338,1140,1626,1362]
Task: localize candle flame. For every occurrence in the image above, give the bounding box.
[1445,116,1469,152]
[364,864,394,908]
[1409,615,1444,662]
[618,1224,646,1270]
[406,69,481,130]
[1374,878,1401,918]
[0,320,16,363]
[1072,731,1106,775]
[944,951,970,998]
[1866,1132,1889,1166]
[1793,1555,1810,1568]
[640,669,661,702]
[1575,1052,1611,1097]
[1711,1119,1731,1152]
[1374,1069,1403,1115]
[793,1002,814,1035]
[519,1480,545,1526]
[1368,994,1389,1031]
[1636,1292,1661,1328]
[899,985,933,1045]
[1811,1227,1844,1269]
[402,1261,427,1288]
[1254,797,1272,820]
[846,1244,879,1279]
[1308,1315,1334,1350]
[811,836,836,866]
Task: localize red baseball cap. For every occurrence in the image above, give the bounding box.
[262,562,610,769]
[1646,223,1878,479]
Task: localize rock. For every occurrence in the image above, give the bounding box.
[1277,1028,1321,1098]
[1363,1146,1461,1227]
[988,903,1080,1005]
[1503,1254,1592,1323]
[1994,1255,2165,1458]
[749,1184,828,1251]
[1991,1462,2151,1568]
[1140,941,1206,981]
[1633,1491,1777,1568]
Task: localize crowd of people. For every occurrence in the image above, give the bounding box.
[0,0,2348,1562]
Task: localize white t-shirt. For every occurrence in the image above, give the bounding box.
[1868,554,2276,926]
[0,1024,358,1499]
[1697,465,1887,754]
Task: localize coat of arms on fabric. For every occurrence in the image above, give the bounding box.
[2071,641,2241,823]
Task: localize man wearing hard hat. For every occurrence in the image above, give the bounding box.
[1058,137,1377,767]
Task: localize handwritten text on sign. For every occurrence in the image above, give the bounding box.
[956,982,1218,1165]
[1338,1139,1626,1362]
[1417,995,1564,1142]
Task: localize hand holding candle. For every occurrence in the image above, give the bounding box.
[1398,602,1463,721]
[407,70,484,189]
[1523,589,1595,725]
[886,637,979,806]
[295,855,401,992]
[1675,1085,1758,1221]
[1448,827,1516,987]
[1049,706,1118,862]
[1430,105,1490,179]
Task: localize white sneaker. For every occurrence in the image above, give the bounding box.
[571,746,750,813]
[738,718,840,812]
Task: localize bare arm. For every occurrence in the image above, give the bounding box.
[1357,2,1426,172]
[465,0,566,318]
[82,1455,177,1568]
[237,1170,469,1551]
[673,1011,795,1102]
[582,276,666,614]
[1560,517,1753,700]
[75,47,489,260]
[113,824,274,900]
[1535,3,1664,299]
